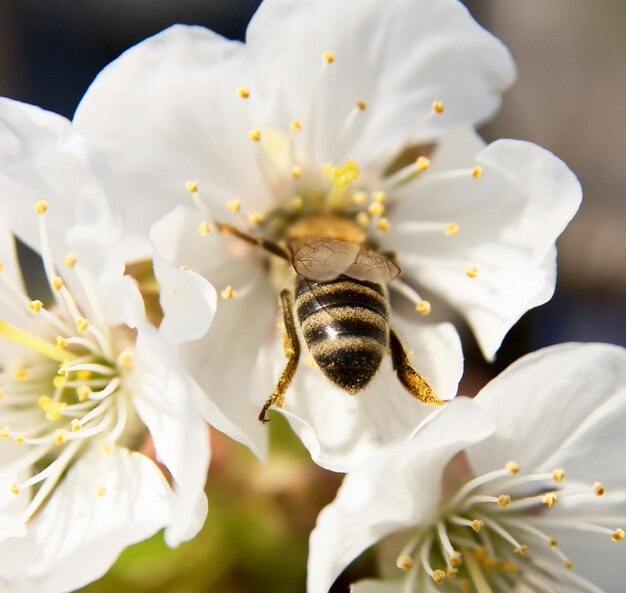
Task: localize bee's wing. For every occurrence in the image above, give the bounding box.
[345,247,401,283]
[291,239,361,281]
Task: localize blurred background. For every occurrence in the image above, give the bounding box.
[0,1,624,591]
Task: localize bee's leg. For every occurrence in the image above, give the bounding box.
[389,329,446,406]
[215,221,290,261]
[259,289,301,423]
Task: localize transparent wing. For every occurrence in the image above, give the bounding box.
[346,249,401,283]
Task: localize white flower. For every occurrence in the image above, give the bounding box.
[307,343,626,593]
[73,0,580,469]
[0,98,212,593]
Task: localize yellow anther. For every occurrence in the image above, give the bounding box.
[497,494,512,508]
[449,552,462,568]
[248,213,265,226]
[45,401,67,421]
[368,202,385,217]
[117,350,134,369]
[196,222,212,236]
[0,388,3,400]
[416,300,431,315]
[52,375,67,389]
[356,100,368,111]
[227,199,241,212]
[543,492,559,507]
[351,191,367,205]
[396,554,414,571]
[465,265,479,279]
[53,430,67,446]
[474,547,487,562]
[471,519,484,533]
[416,156,431,171]
[372,191,386,203]
[289,119,303,132]
[505,460,521,474]
[471,166,483,179]
[38,395,52,409]
[549,538,559,548]
[96,485,106,497]
[179,265,190,271]
[35,200,49,214]
[57,366,67,376]
[322,50,335,64]
[445,223,459,236]
[612,529,625,542]
[71,419,82,432]
[552,468,565,483]
[52,276,64,291]
[76,370,91,381]
[502,561,517,575]
[10,483,19,495]
[291,165,302,179]
[377,218,391,232]
[447,568,458,578]
[564,561,574,569]
[77,385,92,401]
[330,160,360,187]
[594,481,606,496]
[291,196,304,211]
[237,86,250,99]
[514,545,528,556]
[64,253,78,268]
[14,434,24,444]
[249,129,262,142]
[0,261,3,271]
[432,569,446,584]
[185,180,198,193]
[221,285,236,300]
[15,368,28,381]
[432,100,445,114]
[76,317,89,333]
[305,355,315,368]
[0,426,9,439]
[356,212,370,227]
[29,300,43,313]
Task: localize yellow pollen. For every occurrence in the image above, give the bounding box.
[514,545,528,556]
[322,51,335,64]
[445,223,459,236]
[447,567,458,578]
[465,266,479,279]
[52,276,64,291]
[471,166,483,179]
[76,317,89,333]
[471,519,484,533]
[432,569,446,584]
[564,561,574,569]
[77,386,92,402]
[249,129,262,142]
[29,300,43,313]
[356,100,368,111]
[64,253,78,268]
[53,429,67,446]
[291,196,304,211]
[368,202,385,217]
[416,156,431,171]
[549,538,559,548]
[117,350,134,368]
[10,483,19,495]
[432,100,445,114]
[35,200,49,214]
[543,492,558,507]
[351,191,367,205]
[185,180,198,194]
[197,221,212,236]
[291,165,302,178]
[450,552,462,568]
[53,375,67,389]
[38,395,52,409]
[57,366,67,377]
[356,212,370,227]
[71,419,82,432]
[289,119,303,132]
[96,485,106,497]
[505,460,521,474]
[248,212,265,225]
[305,355,315,368]
[552,468,566,483]
[377,218,391,232]
[44,401,67,421]
[416,300,431,315]
[594,481,606,496]
[0,426,9,439]
[330,160,360,187]
[227,199,241,212]
[237,86,250,99]
[396,554,414,571]
[77,370,91,381]
[372,191,386,203]
[14,434,24,444]
[179,265,190,271]
[221,285,236,300]
[611,529,624,542]
[16,369,28,381]
[497,494,512,508]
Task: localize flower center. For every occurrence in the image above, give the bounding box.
[395,461,624,593]
[0,201,135,522]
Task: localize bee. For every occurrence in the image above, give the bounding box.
[216,214,444,423]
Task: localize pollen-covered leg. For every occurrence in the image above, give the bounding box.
[215,221,290,261]
[259,290,301,423]
[389,329,445,406]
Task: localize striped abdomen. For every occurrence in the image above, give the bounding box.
[294,275,389,393]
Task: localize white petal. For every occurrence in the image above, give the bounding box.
[247,0,515,164]
[75,25,270,258]
[388,139,582,359]
[0,447,173,593]
[307,398,494,593]
[468,343,626,486]
[132,321,210,547]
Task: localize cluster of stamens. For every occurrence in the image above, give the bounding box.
[0,201,134,521]
[395,461,624,593]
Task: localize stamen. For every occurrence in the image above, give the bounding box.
[445,223,460,236]
[368,202,385,217]
[0,318,76,364]
[553,469,566,483]
[29,300,43,313]
[237,86,250,99]
[448,466,514,509]
[221,286,236,300]
[416,156,431,171]
[464,552,495,593]
[227,199,241,213]
[472,166,483,179]
[321,51,335,64]
[432,100,445,114]
[465,266,479,279]
[197,222,212,236]
[416,300,431,316]
[291,165,302,178]
[543,492,558,508]
[64,253,78,268]
[355,212,370,227]
[377,218,391,232]
[249,129,262,142]
[289,119,302,132]
[593,482,605,496]
[248,213,265,225]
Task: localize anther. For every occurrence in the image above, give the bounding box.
[221,285,236,300]
[552,469,565,483]
[612,529,625,542]
[445,223,459,236]
[498,494,512,508]
[52,276,64,291]
[549,538,559,548]
[0,426,9,439]
[71,419,82,432]
[352,192,367,205]
[432,569,446,584]
[505,460,521,474]
[77,370,91,381]
[377,218,391,232]
[249,129,262,142]
[248,213,265,225]
[321,51,335,64]
[38,395,52,409]
[0,261,4,271]
[16,369,28,381]
[77,386,92,402]
[185,180,199,194]
[197,222,212,236]
[356,212,370,227]
[449,552,463,568]
[53,430,67,446]
[64,253,78,268]
[237,86,250,99]
[117,351,134,369]
[368,202,385,217]
[372,191,386,203]
[53,376,67,389]
[76,317,89,333]
[471,166,483,179]
[593,481,606,496]
[471,519,484,533]
[513,545,528,556]
[29,300,44,313]
[330,160,360,186]
[543,492,558,507]
[432,100,445,114]
[356,100,368,111]
[35,200,49,214]
[564,561,574,569]
[416,300,431,315]
[291,165,302,178]
[14,434,24,444]
[289,119,303,132]
[227,199,241,213]
[96,485,106,497]
[396,554,414,571]
[10,483,19,495]
[179,265,190,271]
[465,266,479,279]
[416,156,431,171]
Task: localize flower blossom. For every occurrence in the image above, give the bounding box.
[0,98,212,593]
[73,0,581,470]
[308,343,626,593]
